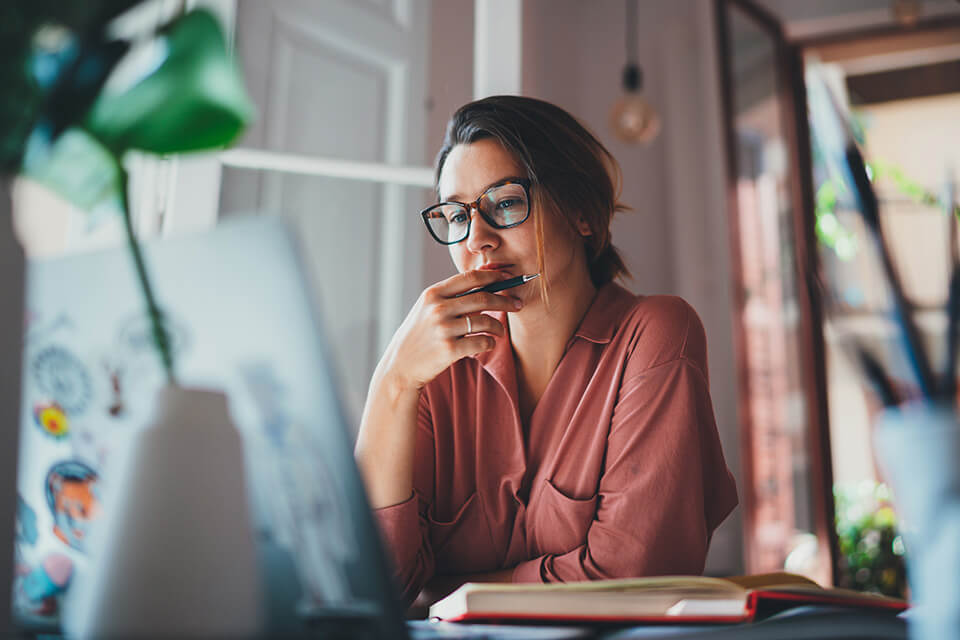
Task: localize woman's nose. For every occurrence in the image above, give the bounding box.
[465,208,500,253]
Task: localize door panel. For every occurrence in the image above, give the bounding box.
[219,0,429,428]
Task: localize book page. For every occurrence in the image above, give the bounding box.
[459,575,746,596]
[723,572,820,590]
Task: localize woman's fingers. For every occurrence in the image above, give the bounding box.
[432,268,512,298]
[453,334,497,358]
[450,313,505,338]
[382,270,521,391]
[450,291,522,316]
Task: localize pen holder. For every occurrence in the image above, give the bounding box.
[63,385,262,638]
[874,404,960,640]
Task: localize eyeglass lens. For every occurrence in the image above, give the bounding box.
[424,183,529,244]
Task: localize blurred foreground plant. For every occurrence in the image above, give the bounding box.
[2,2,253,382]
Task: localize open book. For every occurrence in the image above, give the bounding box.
[428,572,908,624]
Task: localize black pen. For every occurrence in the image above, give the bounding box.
[454,273,540,298]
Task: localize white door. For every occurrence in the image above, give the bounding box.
[219,0,431,428]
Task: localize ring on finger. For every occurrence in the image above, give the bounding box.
[465,315,472,335]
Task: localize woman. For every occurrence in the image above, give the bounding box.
[355,96,737,609]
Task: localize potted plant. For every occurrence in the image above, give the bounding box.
[1,3,262,635]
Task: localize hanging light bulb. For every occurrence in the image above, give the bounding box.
[610,0,660,144]
[891,0,922,27]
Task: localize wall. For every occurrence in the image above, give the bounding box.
[423,0,475,287]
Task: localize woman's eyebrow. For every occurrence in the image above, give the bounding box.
[441,175,526,202]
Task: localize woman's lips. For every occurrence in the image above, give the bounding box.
[478,263,513,271]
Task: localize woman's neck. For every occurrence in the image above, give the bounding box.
[508,264,598,418]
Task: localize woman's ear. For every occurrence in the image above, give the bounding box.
[576,218,592,237]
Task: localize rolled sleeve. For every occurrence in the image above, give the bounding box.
[373,493,424,575]
[370,394,438,606]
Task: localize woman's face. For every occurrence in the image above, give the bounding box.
[437,138,589,304]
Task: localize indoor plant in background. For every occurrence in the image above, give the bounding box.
[833,482,908,598]
[1,3,261,636]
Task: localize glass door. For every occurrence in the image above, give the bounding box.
[717,0,836,584]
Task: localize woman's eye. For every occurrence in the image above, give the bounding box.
[496,198,521,210]
[450,212,469,224]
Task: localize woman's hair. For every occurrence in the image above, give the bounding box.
[435,95,630,293]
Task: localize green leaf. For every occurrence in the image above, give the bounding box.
[21,126,122,217]
[83,8,254,155]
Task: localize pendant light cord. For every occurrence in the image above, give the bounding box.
[623,0,641,91]
[625,0,638,66]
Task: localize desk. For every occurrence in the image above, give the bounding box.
[408,606,907,639]
[12,606,907,640]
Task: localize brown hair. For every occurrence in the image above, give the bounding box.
[435,95,630,296]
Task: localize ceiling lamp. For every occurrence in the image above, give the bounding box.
[892,0,922,27]
[609,0,660,144]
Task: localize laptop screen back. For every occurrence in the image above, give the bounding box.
[15,217,407,637]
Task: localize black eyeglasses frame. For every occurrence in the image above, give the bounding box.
[419,178,532,246]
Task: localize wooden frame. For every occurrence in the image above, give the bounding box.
[715,0,838,584]
[782,39,839,587]
[795,18,960,59]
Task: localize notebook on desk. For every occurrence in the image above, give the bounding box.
[428,572,907,624]
[13,216,412,637]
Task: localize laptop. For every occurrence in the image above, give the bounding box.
[14,216,411,637]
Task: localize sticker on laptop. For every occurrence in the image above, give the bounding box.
[45,460,100,553]
[97,357,127,419]
[241,362,291,448]
[13,553,73,620]
[30,345,92,416]
[16,494,38,547]
[33,402,70,440]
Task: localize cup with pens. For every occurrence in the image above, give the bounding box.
[807,63,960,640]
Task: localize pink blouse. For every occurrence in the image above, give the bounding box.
[373,283,738,606]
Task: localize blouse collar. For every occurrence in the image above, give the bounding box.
[473,281,637,387]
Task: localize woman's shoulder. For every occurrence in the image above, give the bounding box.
[603,284,708,372]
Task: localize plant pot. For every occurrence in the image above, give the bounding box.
[874,404,960,640]
[63,385,261,638]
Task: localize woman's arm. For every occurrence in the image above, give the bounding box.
[355,370,421,508]
[354,270,521,605]
[355,269,518,508]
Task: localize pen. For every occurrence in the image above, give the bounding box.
[454,273,540,298]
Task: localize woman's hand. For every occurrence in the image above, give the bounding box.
[377,269,523,392]
[356,269,522,509]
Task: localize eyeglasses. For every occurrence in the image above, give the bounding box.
[420,178,532,245]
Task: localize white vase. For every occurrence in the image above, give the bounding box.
[0,178,24,633]
[874,404,960,640]
[64,385,262,638]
